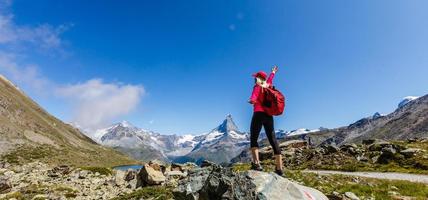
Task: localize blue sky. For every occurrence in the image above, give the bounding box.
[1,0,428,135]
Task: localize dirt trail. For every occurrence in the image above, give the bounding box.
[303,170,428,184]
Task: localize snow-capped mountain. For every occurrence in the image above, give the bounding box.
[286,128,321,137]
[259,128,323,140]
[299,94,428,146]
[398,96,420,109]
[89,115,249,164]
[183,115,250,164]
[92,121,202,162]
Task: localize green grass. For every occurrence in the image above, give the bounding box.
[54,186,76,193]
[79,166,112,176]
[0,192,24,200]
[2,146,55,164]
[110,186,173,200]
[286,171,428,200]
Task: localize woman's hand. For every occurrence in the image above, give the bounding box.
[272,65,279,73]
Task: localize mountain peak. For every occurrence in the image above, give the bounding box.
[216,114,239,133]
[113,120,136,129]
[119,120,133,128]
[398,96,420,109]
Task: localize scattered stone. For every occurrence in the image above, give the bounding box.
[368,141,391,151]
[390,195,415,200]
[32,194,47,200]
[328,191,342,200]
[200,160,216,168]
[400,148,421,157]
[165,170,187,178]
[171,163,184,171]
[124,169,136,181]
[0,178,11,194]
[78,170,90,179]
[362,139,384,145]
[345,191,360,200]
[322,145,339,154]
[388,191,400,196]
[137,164,166,186]
[114,170,126,186]
[3,170,14,178]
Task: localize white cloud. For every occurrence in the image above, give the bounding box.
[56,79,145,131]
[0,1,70,52]
[0,1,146,136]
[0,52,50,93]
[0,0,66,93]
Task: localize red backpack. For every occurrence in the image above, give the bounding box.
[262,86,286,116]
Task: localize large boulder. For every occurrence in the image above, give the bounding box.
[148,160,167,173]
[246,170,328,200]
[400,148,422,158]
[173,163,328,200]
[173,166,214,200]
[137,164,166,187]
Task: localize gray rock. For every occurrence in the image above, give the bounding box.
[0,178,11,194]
[246,170,328,200]
[322,145,339,154]
[137,164,166,186]
[124,169,136,181]
[166,170,187,178]
[345,191,360,200]
[173,163,328,200]
[173,167,213,200]
[113,170,126,186]
[200,160,217,168]
[78,170,90,179]
[400,148,422,157]
[368,141,391,151]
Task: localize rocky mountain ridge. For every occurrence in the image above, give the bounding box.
[284,95,428,146]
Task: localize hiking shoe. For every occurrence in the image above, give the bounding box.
[251,162,263,171]
[275,169,284,176]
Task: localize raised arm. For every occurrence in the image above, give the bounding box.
[267,73,275,85]
[267,66,278,85]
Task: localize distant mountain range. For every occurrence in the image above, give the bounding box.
[0,75,135,166]
[89,115,249,164]
[289,95,427,146]
[88,95,428,164]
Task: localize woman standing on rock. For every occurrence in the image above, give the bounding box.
[248,66,283,176]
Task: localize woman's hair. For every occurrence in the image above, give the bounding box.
[255,77,267,87]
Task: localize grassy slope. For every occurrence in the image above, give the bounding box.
[0,75,138,167]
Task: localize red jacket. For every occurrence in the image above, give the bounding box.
[250,73,275,112]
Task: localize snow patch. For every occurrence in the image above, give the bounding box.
[203,131,224,143]
[287,128,320,137]
[177,134,196,144]
[398,96,420,108]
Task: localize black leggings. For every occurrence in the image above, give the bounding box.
[250,112,281,155]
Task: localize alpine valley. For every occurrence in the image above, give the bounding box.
[86,94,428,165]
